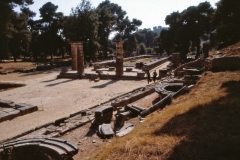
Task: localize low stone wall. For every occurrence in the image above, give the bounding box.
[210,56,240,71]
[0,137,78,160]
[174,59,203,76]
[0,102,38,123]
[111,85,155,108]
[142,57,169,71]
[93,55,157,69]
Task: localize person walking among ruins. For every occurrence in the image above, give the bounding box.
[152,70,158,83]
[146,70,151,84]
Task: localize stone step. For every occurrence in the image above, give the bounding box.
[0,138,78,160]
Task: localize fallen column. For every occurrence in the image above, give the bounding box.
[140,95,172,117]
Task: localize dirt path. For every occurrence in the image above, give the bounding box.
[0,69,147,142]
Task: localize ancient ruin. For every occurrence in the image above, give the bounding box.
[69,41,85,74]
[114,41,124,77]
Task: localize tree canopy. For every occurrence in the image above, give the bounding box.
[1,0,240,61]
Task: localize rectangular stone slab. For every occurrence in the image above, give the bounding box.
[100,123,114,136]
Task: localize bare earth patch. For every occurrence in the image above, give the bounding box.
[0,61,36,72]
[0,69,147,142]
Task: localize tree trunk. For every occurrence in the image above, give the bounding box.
[196,38,201,59]
[14,50,17,62]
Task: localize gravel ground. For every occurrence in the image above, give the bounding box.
[0,68,147,142]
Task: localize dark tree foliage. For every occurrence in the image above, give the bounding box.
[212,0,240,49]
[156,2,214,60]
[135,28,158,48]
[97,0,141,58]
[97,0,126,58]
[0,0,33,60]
[64,0,100,58]
[28,2,65,60]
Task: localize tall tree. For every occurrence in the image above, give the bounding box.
[35,2,64,59]
[0,0,33,60]
[96,0,127,58]
[8,12,31,61]
[212,0,240,48]
[160,2,214,59]
[64,0,100,58]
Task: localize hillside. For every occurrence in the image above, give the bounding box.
[90,42,240,160]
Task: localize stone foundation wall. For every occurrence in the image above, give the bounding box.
[174,59,203,76]
[210,56,240,71]
[142,57,169,71]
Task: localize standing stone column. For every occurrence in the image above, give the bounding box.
[69,41,84,74]
[114,41,124,76]
[70,42,78,70]
[77,42,84,74]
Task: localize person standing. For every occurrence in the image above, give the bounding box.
[146,70,151,84]
[152,70,158,83]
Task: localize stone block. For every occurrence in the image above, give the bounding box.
[95,105,113,117]
[137,71,145,78]
[125,68,133,72]
[99,123,114,136]
[132,105,145,112]
[108,67,115,71]
[125,105,140,117]
[0,99,14,107]
[115,111,131,127]
[0,111,9,122]
[2,108,16,113]
[15,103,38,115]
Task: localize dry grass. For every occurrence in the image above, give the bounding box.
[209,41,240,57]
[90,70,240,160]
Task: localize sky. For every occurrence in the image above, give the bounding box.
[19,0,220,29]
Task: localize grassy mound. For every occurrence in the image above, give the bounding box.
[90,70,240,160]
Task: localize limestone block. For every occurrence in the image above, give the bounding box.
[15,103,38,115]
[137,71,145,78]
[0,99,14,107]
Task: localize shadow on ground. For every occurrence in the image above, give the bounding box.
[46,79,76,87]
[19,68,60,77]
[154,81,240,160]
[91,80,117,89]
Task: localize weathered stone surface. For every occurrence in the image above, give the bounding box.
[94,105,113,124]
[2,108,16,113]
[137,71,145,78]
[115,111,131,127]
[125,105,140,117]
[155,83,184,97]
[140,95,172,117]
[15,103,38,113]
[132,105,145,112]
[125,68,133,72]
[0,111,9,122]
[142,57,169,71]
[0,138,78,160]
[116,125,134,137]
[0,99,14,107]
[183,68,202,75]
[99,123,114,136]
[115,41,124,76]
[116,123,133,133]
[172,85,188,98]
[108,67,115,71]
